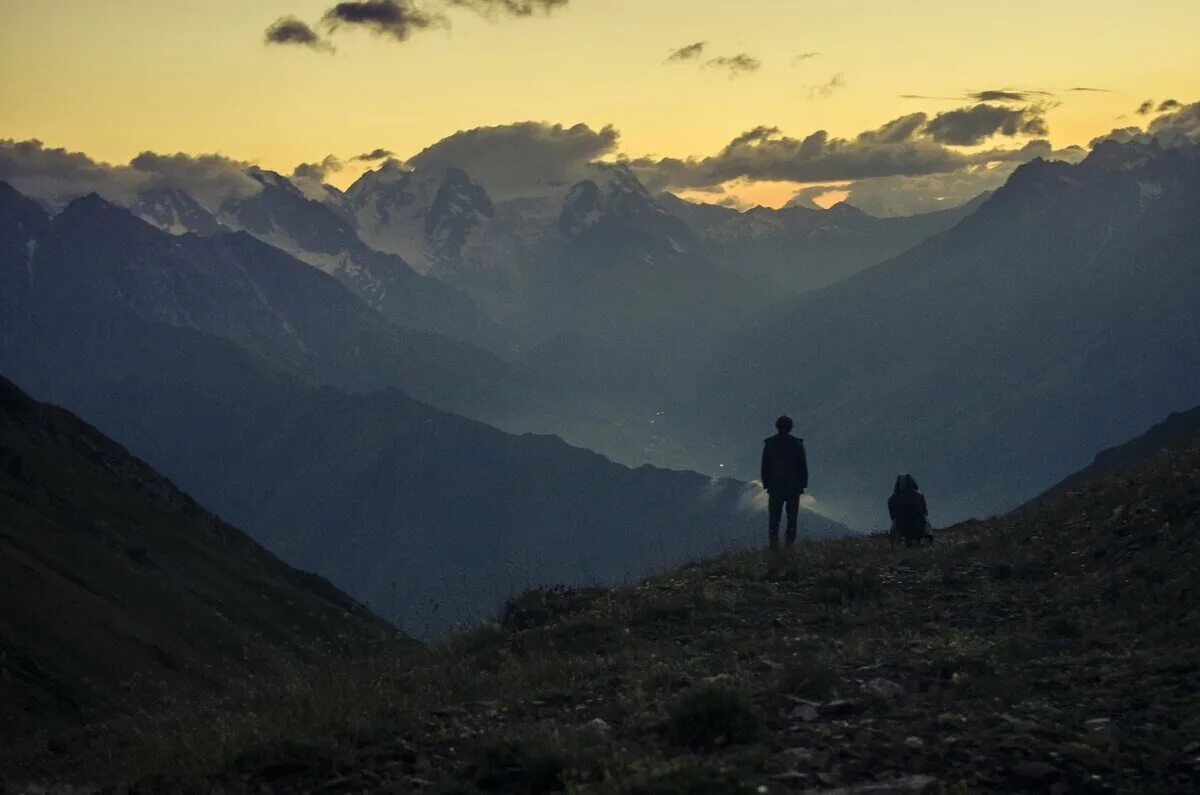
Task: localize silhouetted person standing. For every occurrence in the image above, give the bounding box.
[761,415,808,549]
[888,474,931,546]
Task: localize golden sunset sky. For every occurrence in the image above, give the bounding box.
[2,0,1198,208]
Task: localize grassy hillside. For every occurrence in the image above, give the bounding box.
[0,376,399,747]
[6,436,1200,792]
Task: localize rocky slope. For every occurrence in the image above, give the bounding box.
[0,376,396,745]
[9,432,1198,792]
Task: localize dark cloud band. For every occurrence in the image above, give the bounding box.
[264,16,334,52]
[924,104,1048,146]
[665,41,706,63]
[353,148,396,161]
[323,0,445,41]
[446,0,568,16]
[706,54,761,77]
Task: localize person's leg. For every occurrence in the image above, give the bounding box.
[767,492,782,550]
[784,494,800,547]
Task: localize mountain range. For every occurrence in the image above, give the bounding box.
[659,191,988,296]
[681,139,1200,525]
[5,134,1195,630]
[0,181,847,636]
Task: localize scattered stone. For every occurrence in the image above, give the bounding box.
[1083,717,1118,745]
[810,775,939,794]
[587,717,610,733]
[864,677,905,699]
[791,704,820,722]
[904,736,925,750]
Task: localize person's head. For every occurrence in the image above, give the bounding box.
[894,474,919,494]
[775,415,794,434]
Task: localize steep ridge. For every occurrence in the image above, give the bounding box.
[107,168,499,351]
[0,185,526,423]
[688,141,1200,525]
[1028,402,1200,506]
[219,169,503,351]
[348,162,758,363]
[14,425,1200,791]
[0,375,395,743]
[660,192,988,296]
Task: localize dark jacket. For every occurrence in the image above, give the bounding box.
[761,433,808,495]
[888,475,928,537]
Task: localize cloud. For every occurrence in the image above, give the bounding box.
[627,104,1068,197]
[322,0,445,41]
[264,16,335,52]
[353,148,396,161]
[1093,101,1200,148]
[665,41,706,63]
[627,119,970,190]
[706,54,761,77]
[128,152,263,207]
[0,139,132,205]
[784,184,839,210]
[903,89,1054,103]
[292,154,343,182]
[1066,86,1110,92]
[1136,99,1155,115]
[855,113,927,144]
[809,73,845,99]
[0,139,263,209]
[791,52,821,64]
[923,103,1048,146]
[967,89,1051,103]
[1158,99,1182,112]
[1146,100,1200,144]
[836,140,1088,217]
[406,121,619,199]
[446,0,568,16]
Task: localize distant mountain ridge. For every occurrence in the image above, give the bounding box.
[659,192,989,295]
[686,140,1200,525]
[0,184,526,423]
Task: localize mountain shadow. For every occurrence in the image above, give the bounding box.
[0,375,396,743]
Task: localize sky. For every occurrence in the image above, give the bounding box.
[2,0,1198,213]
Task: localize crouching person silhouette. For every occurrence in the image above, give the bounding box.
[889,474,933,547]
[761,415,808,550]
